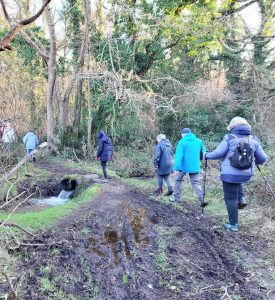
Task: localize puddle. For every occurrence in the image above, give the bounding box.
[87,205,151,264]
[126,207,150,246]
[104,229,120,265]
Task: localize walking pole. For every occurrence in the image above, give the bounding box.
[256,165,275,198]
[197,159,208,220]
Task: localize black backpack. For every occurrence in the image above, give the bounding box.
[229,134,254,170]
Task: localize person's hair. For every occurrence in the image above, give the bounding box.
[156,134,166,142]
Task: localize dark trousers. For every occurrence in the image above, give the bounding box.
[101,161,108,179]
[157,174,172,189]
[222,181,243,225]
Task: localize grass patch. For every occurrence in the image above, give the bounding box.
[0,185,101,232]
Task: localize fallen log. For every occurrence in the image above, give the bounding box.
[0,142,48,187]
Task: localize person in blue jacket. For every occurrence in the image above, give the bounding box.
[153,134,173,196]
[205,117,267,232]
[170,128,207,206]
[96,131,113,182]
[23,129,39,162]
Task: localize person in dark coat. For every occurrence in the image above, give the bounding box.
[96,131,113,182]
[205,117,267,232]
[153,134,173,195]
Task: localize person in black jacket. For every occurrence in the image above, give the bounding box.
[96,131,113,182]
[153,134,174,195]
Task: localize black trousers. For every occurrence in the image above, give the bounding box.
[101,161,108,179]
[222,181,244,225]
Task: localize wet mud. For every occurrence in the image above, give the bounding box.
[12,181,269,300]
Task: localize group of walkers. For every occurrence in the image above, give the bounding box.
[152,116,267,232]
[0,121,39,161]
[95,116,267,233]
[1,116,268,233]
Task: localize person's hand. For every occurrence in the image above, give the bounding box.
[203,152,208,160]
[96,156,100,161]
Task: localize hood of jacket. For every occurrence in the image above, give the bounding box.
[230,124,251,136]
[182,132,197,141]
[27,132,36,137]
[158,138,172,148]
[99,132,112,144]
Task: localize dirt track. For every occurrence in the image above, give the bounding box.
[8,161,272,299]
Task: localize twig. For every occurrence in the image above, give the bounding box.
[10,240,65,250]
[0,269,17,300]
[0,191,26,210]
[0,222,35,237]
[220,285,233,300]
[267,289,275,300]
[0,190,37,226]
[178,253,205,271]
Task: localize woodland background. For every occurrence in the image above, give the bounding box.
[0,0,274,177]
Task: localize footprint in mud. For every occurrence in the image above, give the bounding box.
[87,203,152,266]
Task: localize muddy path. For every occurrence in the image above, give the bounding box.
[11,164,271,300]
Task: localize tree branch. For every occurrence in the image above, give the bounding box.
[221,0,257,16]
[0,0,52,51]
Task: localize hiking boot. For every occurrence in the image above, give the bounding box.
[101,177,109,183]
[199,197,208,207]
[153,188,163,195]
[224,223,238,232]
[169,195,179,202]
[238,197,247,209]
[165,187,173,196]
[200,201,208,208]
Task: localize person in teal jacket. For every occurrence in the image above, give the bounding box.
[170,128,207,206]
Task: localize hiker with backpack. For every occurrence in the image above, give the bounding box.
[153,134,174,196]
[170,128,208,207]
[23,129,39,162]
[96,131,113,182]
[204,117,267,232]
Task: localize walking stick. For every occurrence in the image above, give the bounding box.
[256,165,275,198]
[197,159,208,220]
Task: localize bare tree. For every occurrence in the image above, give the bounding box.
[44,2,57,154]
[0,0,52,51]
[59,0,90,133]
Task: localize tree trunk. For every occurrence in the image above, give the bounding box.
[59,0,90,133]
[73,67,83,138]
[44,3,57,154]
[87,76,92,158]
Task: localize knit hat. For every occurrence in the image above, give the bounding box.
[181,128,191,134]
[226,117,251,131]
[156,134,166,142]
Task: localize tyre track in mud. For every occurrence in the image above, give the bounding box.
[15,180,266,300]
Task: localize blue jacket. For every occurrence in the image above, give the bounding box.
[96,131,113,161]
[154,139,173,175]
[205,125,267,183]
[174,133,206,173]
[23,131,39,150]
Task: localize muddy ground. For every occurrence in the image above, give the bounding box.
[2,162,274,299]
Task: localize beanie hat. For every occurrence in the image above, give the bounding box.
[226,117,251,131]
[156,134,166,142]
[97,131,105,139]
[181,128,191,134]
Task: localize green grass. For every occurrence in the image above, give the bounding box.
[0,185,101,232]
